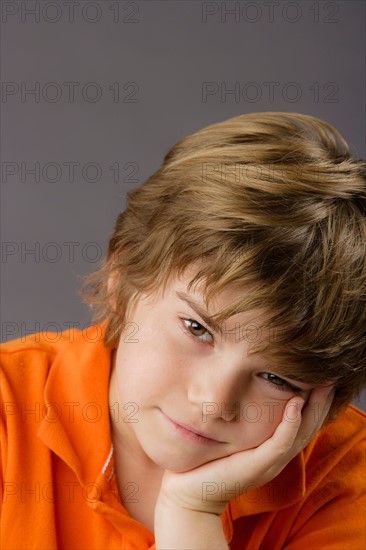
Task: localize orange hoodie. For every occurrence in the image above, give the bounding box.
[1,326,365,549]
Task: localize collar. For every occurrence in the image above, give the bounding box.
[38,322,113,487]
[37,323,155,547]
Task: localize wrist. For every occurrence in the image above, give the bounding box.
[154,500,229,550]
[156,481,227,516]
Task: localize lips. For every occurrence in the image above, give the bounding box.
[175,419,222,441]
[161,410,226,445]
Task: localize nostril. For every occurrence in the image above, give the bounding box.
[201,401,241,423]
[220,402,240,422]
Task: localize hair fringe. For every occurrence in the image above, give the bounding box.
[80,112,366,420]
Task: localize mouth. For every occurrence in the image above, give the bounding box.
[160,410,226,446]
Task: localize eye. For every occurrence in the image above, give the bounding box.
[259,372,304,394]
[182,319,214,344]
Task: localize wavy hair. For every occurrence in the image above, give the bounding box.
[81,112,366,418]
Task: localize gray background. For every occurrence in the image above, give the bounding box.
[1,0,365,410]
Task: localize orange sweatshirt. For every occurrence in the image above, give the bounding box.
[1,326,365,549]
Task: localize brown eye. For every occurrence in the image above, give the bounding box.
[266,374,287,386]
[259,372,303,394]
[188,320,206,336]
[183,319,213,343]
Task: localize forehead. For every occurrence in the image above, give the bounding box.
[138,260,267,323]
[136,267,299,372]
[165,267,266,328]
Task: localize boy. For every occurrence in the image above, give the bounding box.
[1,112,365,549]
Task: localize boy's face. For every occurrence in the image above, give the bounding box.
[109,266,314,473]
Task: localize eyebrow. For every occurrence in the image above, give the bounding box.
[175,291,223,336]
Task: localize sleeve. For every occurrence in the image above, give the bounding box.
[0,364,9,516]
[283,436,366,549]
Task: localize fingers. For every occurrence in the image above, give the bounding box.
[252,397,305,474]
[294,385,335,448]
[179,386,336,506]
[220,397,304,487]
[248,386,334,481]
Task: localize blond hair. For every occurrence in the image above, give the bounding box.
[82,112,366,418]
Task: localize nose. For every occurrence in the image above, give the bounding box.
[187,362,244,422]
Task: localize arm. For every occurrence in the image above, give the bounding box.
[155,500,229,550]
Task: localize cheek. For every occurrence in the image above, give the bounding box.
[115,334,185,401]
[235,399,287,450]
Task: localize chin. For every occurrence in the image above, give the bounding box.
[146,448,213,473]
[166,461,208,473]
[158,456,206,473]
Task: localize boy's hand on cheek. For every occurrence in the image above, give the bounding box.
[155,385,334,517]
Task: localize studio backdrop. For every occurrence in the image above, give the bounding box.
[1,0,365,410]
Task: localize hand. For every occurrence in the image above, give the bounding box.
[156,385,334,516]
